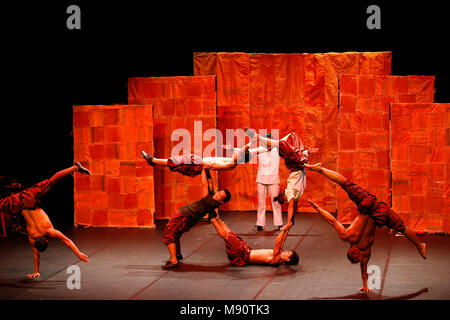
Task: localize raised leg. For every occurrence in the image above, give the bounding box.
[402,227,427,259]
[308,200,348,240]
[142,150,168,166]
[305,163,347,186]
[151,158,168,166]
[49,165,79,185]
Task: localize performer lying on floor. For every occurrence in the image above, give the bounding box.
[209,213,299,266]
[304,162,426,292]
[244,128,309,231]
[0,163,91,279]
[141,138,258,177]
[161,168,231,269]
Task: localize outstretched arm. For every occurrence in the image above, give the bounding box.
[308,200,348,241]
[202,168,215,197]
[48,229,89,262]
[270,228,290,265]
[359,249,372,293]
[28,238,41,279]
[281,198,297,231]
[231,142,251,164]
[202,168,219,218]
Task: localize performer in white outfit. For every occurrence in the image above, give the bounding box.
[255,134,283,231]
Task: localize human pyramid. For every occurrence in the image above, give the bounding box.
[0,127,426,292]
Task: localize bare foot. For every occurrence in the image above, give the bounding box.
[244,127,256,138]
[305,162,323,172]
[418,243,427,259]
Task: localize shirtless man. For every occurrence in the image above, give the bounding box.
[141,138,255,177]
[210,214,299,266]
[244,128,309,230]
[0,163,91,279]
[23,208,89,279]
[305,162,426,292]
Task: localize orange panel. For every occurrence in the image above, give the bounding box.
[128,76,217,219]
[338,75,435,224]
[194,52,392,215]
[73,105,155,227]
[391,103,449,233]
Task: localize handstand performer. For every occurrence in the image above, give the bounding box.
[0,163,91,279]
[244,128,309,230]
[305,162,426,292]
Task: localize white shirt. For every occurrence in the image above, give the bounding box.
[255,147,280,185]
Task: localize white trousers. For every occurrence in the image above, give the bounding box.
[256,183,283,227]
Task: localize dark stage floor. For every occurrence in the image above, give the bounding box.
[1,212,449,300]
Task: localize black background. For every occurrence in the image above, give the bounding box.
[2,1,449,228]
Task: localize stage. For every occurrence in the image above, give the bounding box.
[1,212,448,300]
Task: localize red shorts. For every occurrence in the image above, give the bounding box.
[225,231,252,266]
[369,202,406,233]
[278,133,308,171]
[0,179,54,216]
[0,193,22,216]
[341,180,405,232]
[167,155,203,177]
[340,180,377,214]
[163,210,201,245]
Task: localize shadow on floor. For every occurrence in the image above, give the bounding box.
[0,278,68,290]
[310,287,428,300]
[235,232,321,237]
[124,263,299,279]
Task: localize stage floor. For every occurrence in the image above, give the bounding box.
[1,212,449,300]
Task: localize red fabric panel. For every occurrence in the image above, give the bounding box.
[217,106,254,211]
[391,103,449,232]
[73,104,155,227]
[128,76,217,219]
[194,53,254,211]
[338,75,435,224]
[194,52,392,214]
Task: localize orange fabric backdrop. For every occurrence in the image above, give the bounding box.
[391,103,450,232]
[128,76,217,219]
[194,52,392,213]
[73,104,155,227]
[337,75,435,224]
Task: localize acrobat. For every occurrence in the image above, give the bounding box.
[305,162,426,292]
[161,168,231,269]
[141,139,255,177]
[0,163,91,279]
[210,214,299,266]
